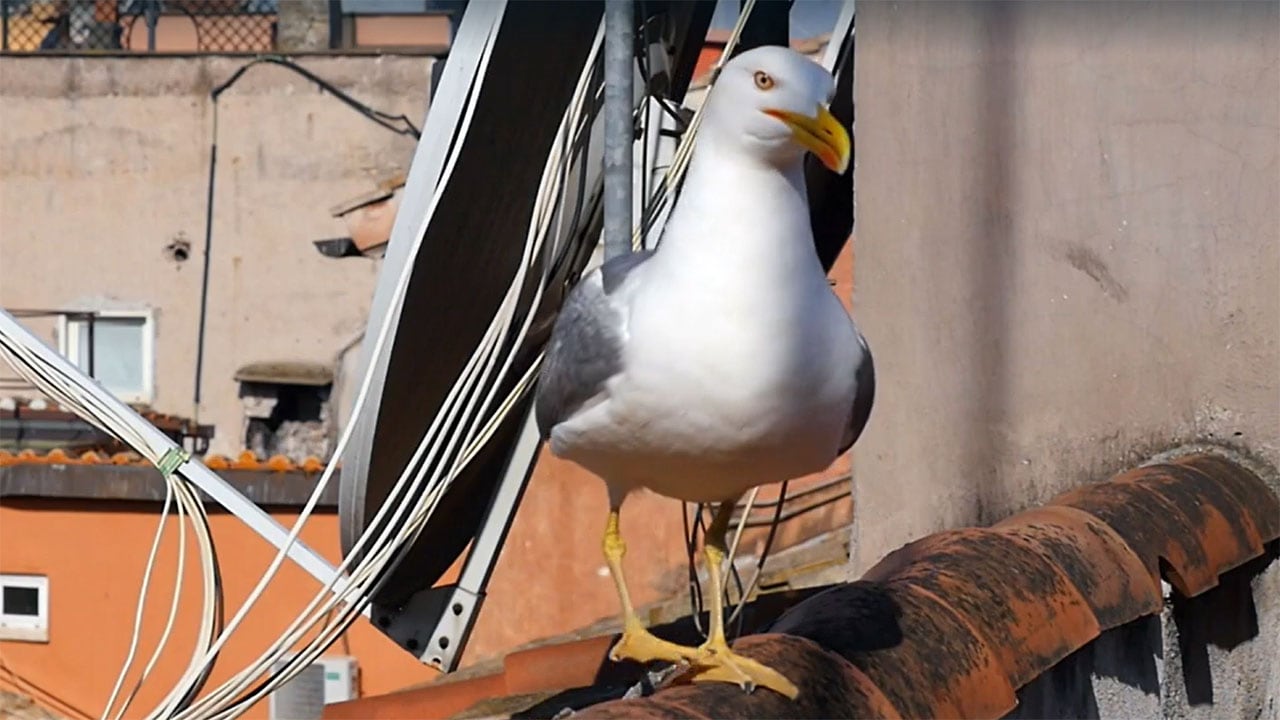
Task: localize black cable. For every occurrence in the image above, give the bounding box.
[192,101,217,420]
[636,4,652,242]
[654,96,690,132]
[741,486,848,528]
[732,474,848,515]
[194,54,422,416]
[210,55,421,139]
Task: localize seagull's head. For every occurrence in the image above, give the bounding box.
[701,45,850,175]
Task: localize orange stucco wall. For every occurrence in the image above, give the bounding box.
[0,500,438,719]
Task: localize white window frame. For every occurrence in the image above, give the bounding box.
[0,574,49,643]
[57,309,155,405]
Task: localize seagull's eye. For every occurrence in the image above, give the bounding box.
[753,71,775,91]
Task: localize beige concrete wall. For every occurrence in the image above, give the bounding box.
[851,1,1279,570]
[0,55,432,456]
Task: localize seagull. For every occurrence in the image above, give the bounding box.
[534,45,874,700]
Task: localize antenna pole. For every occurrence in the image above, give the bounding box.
[603,0,634,261]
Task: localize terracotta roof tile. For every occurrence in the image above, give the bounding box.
[990,505,1161,630]
[0,447,332,473]
[571,451,1279,719]
[1,395,239,468]
[322,450,1279,720]
[322,590,826,720]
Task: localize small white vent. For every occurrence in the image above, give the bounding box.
[267,655,359,719]
[317,656,359,703]
[268,662,325,720]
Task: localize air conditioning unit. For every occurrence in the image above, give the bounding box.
[317,656,359,703]
[268,656,359,720]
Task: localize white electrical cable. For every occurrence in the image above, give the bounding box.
[138,480,217,718]
[115,487,188,720]
[155,14,572,718]
[101,481,176,719]
[183,28,608,719]
[188,32,606,719]
[0,325,220,720]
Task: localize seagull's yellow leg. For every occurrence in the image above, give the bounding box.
[603,506,700,665]
[688,500,800,699]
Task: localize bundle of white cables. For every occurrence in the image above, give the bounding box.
[157,16,604,719]
[0,2,765,717]
[0,312,223,720]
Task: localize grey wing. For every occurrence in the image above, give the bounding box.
[838,326,875,455]
[534,250,654,441]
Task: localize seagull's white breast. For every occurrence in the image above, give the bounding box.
[550,159,859,503]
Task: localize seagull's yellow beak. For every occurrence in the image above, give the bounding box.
[764,104,851,175]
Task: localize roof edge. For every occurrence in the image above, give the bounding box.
[568,448,1279,719]
[0,462,339,508]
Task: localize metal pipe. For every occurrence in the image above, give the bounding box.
[86,312,95,381]
[193,105,218,422]
[603,0,634,261]
[327,0,342,50]
[144,0,159,52]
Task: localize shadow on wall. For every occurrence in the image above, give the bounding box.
[1010,540,1280,719]
[1010,614,1162,719]
[1167,542,1278,709]
[963,1,1018,525]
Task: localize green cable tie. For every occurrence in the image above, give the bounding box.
[157,448,190,478]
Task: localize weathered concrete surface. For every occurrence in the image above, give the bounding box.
[851,0,1279,567]
[853,4,1278,717]
[277,0,332,52]
[0,55,432,455]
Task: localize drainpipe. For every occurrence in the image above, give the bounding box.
[327,0,342,49]
[193,101,219,423]
[602,0,634,262]
[143,0,159,52]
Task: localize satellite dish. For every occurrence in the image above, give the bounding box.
[336,0,718,671]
